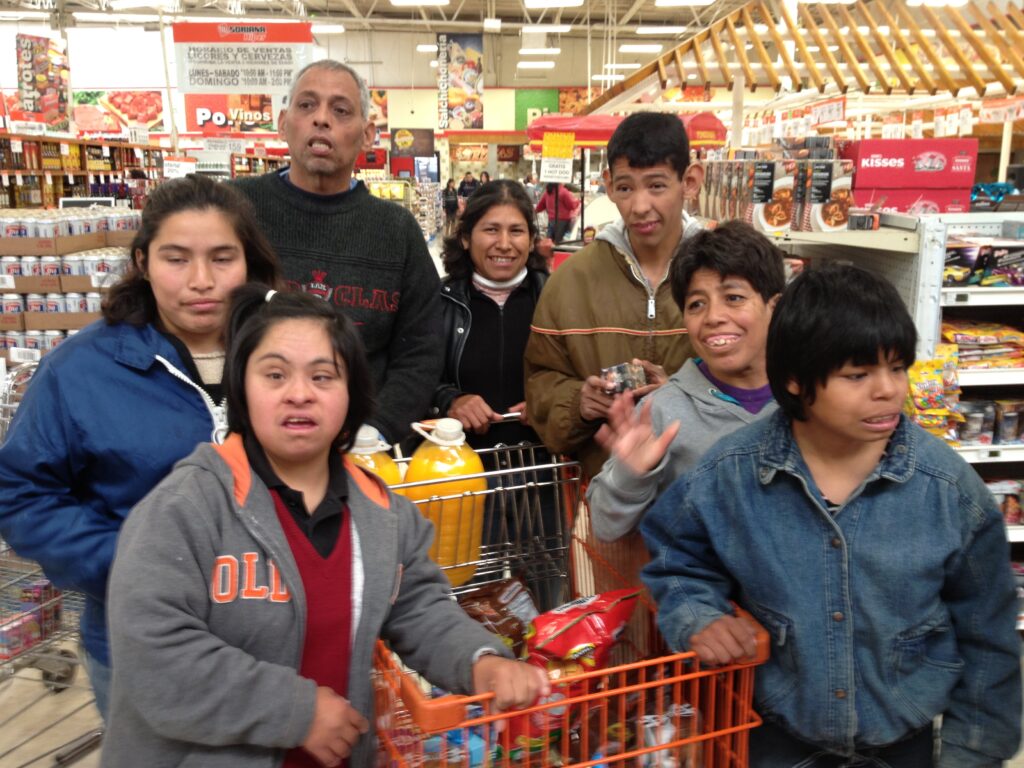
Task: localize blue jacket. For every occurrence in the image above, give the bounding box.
[641,411,1021,767]
[0,320,227,665]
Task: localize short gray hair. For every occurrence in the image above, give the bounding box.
[286,60,370,120]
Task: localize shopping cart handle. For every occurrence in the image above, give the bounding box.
[734,605,771,665]
[398,666,477,733]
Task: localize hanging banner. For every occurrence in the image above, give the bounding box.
[808,96,845,127]
[163,156,198,178]
[389,128,435,157]
[72,90,165,133]
[14,34,71,131]
[558,87,588,115]
[184,93,275,133]
[172,22,314,94]
[369,89,388,134]
[437,33,483,130]
[978,97,1024,125]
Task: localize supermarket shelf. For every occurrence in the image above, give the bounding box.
[956,444,1024,464]
[769,226,919,254]
[941,287,1024,307]
[1007,525,1024,543]
[957,368,1024,387]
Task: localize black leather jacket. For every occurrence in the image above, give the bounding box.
[431,269,548,418]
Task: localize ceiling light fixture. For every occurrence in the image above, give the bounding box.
[416,43,438,52]
[483,17,501,31]
[520,47,561,54]
[635,25,688,34]
[517,60,557,68]
[593,73,626,82]
[429,59,438,67]
[619,43,663,53]
[312,23,345,33]
[0,9,51,18]
[522,23,571,33]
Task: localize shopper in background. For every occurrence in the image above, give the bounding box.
[525,111,705,479]
[432,180,547,446]
[480,170,491,184]
[103,286,548,768]
[534,182,581,245]
[642,264,1022,768]
[523,173,542,204]
[0,175,279,719]
[442,178,459,238]
[458,171,479,199]
[233,59,442,445]
[587,221,785,543]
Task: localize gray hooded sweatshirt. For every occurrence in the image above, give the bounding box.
[586,359,776,542]
[103,435,509,768]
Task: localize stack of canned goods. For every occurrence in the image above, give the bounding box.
[2,328,69,352]
[0,207,141,239]
[1,247,130,278]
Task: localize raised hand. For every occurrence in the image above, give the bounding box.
[594,391,680,476]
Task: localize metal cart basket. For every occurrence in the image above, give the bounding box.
[375,445,769,768]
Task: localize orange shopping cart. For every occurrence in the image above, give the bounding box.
[376,444,770,768]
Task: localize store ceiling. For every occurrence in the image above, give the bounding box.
[0,0,755,34]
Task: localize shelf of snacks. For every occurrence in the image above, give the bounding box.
[956,445,1024,464]
[941,287,1024,308]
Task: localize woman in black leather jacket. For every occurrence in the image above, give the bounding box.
[432,179,548,449]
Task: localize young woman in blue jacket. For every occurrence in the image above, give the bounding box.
[0,174,279,718]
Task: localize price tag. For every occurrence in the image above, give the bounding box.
[60,142,70,156]
[0,357,6,380]
[67,174,73,185]
[10,347,42,363]
[88,174,95,184]
[11,140,23,154]
[1,173,7,186]
[0,275,15,289]
[45,172,52,185]
[15,174,23,186]
[134,148,144,160]
[101,145,110,158]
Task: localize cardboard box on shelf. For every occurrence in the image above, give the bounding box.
[838,139,978,190]
[105,230,135,247]
[22,311,101,331]
[60,275,116,293]
[11,275,61,294]
[0,314,25,331]
[0,232,107,257]
[854,187,972,215]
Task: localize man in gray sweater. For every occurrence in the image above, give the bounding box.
[233,60,442,443]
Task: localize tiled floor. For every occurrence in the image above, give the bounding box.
[2,645,1024,767]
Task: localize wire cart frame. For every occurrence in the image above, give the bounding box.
[1,361,103,766]
[376,445,769,768]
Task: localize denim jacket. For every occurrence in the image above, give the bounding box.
[641,412,1021,767]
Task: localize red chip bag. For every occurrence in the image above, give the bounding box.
[525,589,641,670]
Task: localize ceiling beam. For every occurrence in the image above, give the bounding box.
[818,3,872,93]
[707,20,735,89]
[724,14,755,90]
[942,4,1016,94]
[918,3,986,96]
[988,1,1024,50]
[798,2,846,93]
[968,2,1024,82]
[868,0,936,95]
[673,45,689,87]
[690,32,709,85]
[776,0,823,92]
[854,0,912,94]
[616,0,645,29]
[835,3,889,94]
[894,2,960,97]
[756,0,801,91]
[740,4,779,91]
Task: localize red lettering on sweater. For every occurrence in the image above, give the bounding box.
[210,552,292,604]
[332,285,399,313]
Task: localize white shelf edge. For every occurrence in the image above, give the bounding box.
[941,287,1024,307]
[956,444,1024,464]
[1007,525,1024,543]
[957,368,1024,387]
[769,227,919,254]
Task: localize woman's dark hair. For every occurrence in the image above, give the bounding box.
[103,174,279,326]
[480,171,491,182]
[767,264,917,421]
[670,220,786,312]
[445,179,456,189]
[441,180,547,280]
[223,284,373,453]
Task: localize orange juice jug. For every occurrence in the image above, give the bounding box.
[347,425,403,487]
[403,418,486,587]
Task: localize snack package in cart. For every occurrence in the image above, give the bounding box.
[496,589,640,761]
